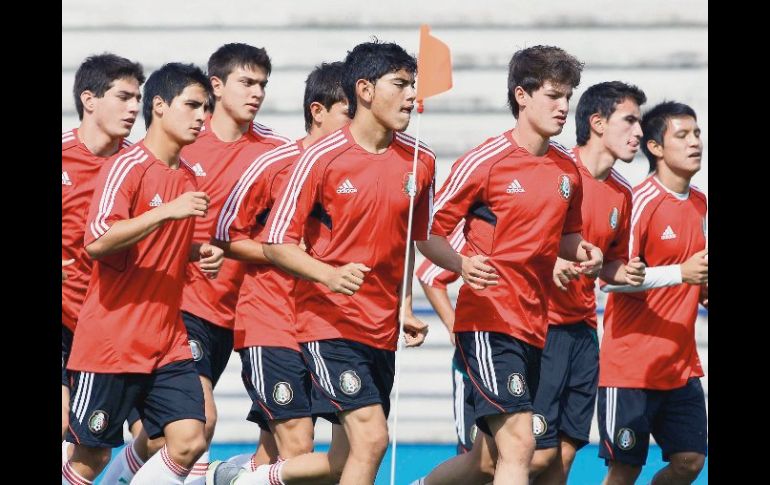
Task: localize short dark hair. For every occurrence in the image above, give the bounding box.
[641,101,697,173]
[575,81,647,146]
[73,53,145,120]
[507,45,583,118]
[303,62,348,132]
[142,63,212,129]
[342,40,417,117]
[207,43,272,82]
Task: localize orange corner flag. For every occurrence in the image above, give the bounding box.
[416,24,452,111]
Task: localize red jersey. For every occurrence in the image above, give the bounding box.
[61,129,131,331]
[68,142,198,374]
[431,132,583,348]
[547,149,633,328]
[179,120,290,330]
[600,176,707,390]
[416,220,465,289]
[264,126,436,351]
[215,141,303,351]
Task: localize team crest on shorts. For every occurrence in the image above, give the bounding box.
[617,428,636,450]
[558,175,571,200]
[339,370,362,396]
[88,410,109,434]
[470,424,478,443]
[507,373,526,397]
[189,339,203,361]
[609,207,619,230]
[272,382,294,405]
[532,414,547,437]
[403,172,417,197]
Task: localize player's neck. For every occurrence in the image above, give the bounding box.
[301,126,330,149]
[142,129,182,169]
[576,143,615,181]
[77,119,121,157]
[349,112,393,154]
[209,110,249,142]
[655,164,691,194]
[510,123,549,156]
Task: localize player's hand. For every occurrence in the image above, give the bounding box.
[324,263,371,295]
[403,312,429,347]
[699,282,708,308]
[160,192,210,220]
[461,255,499,290]
[623,257,646,286]
[199,243,224,279]
[62,258,75,283]
[578,241,603,278]
[553,257,581,291]
[681,249,708,285]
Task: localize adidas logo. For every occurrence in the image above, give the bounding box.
[661,225,677,240]
[506,179,525,193]
[191,163,206,177]
[336,179,358,194]
[149,194,163,207]
[62,171,72,186]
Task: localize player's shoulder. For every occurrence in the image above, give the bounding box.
[393,131,436,167]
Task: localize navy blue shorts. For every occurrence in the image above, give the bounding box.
[182,311,234,385]
[65,360,205,447]
[300,339,395,424]
[451,348,476,454]
[533,322,598,450]
[456,331,541,436]
[239,346,313,430]
[598,377,708,466]
[62,325,74,387]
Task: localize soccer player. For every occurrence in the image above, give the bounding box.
[529,81,648,485]
[597,101,708,485]
[414,45,602,484]
[62,62,223,485]
[208,40,433,485]
[413,222,479,455]
[62,53,144,442]
[212,61,352,478]
[102,43,290,484]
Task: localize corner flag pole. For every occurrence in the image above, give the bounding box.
[390,24,452,485]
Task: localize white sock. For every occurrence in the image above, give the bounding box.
[61,460,94,485]
[99,439,144,484]
[61,441,71,466]
[183,450,209,484]
[132,445,190,484]
[225,452,258,471]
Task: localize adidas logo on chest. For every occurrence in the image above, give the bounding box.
[660,225,677,240]
[149,194,163,207]
[62,171,73,186]
[191,163,206,177]
[506,179,525,194]
[336,179,358,194]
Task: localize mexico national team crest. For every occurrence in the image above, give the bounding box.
[273,382,294,406]
[339,370,362,396]
[507,373,526,397]
[609,207,619,230]
[617,428,636,450]
[558,175,571,200]
[532,414,547,437]
[403,172,417,197]
[88,410,109,434]
[189,339,203,361]
[470,424,478,443]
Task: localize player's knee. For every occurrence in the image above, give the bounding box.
[73,445,112,472]
[530,447,557,473]
[670,453,705,480]
[169,435,208,466]
[280,434,314,458]
[203,413,218,443]
[351,427,388,460]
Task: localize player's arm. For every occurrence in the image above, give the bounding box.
[401,246,428,347]
[86,191,210,259]
[61,258,75,283]
[558,232,603,277]
[417,237,498,291]
[601,249,707,293]
[263,243,370,295]
[218,239,270,264]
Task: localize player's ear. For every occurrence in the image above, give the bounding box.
[356,79,374,104]
[80,90,96,114]
[646,139,664,159]
[590,113,605,135]
[210,76,225,98]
